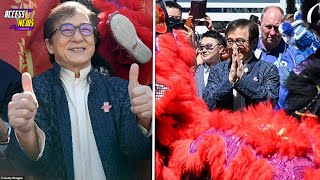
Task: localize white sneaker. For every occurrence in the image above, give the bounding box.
[108,12,152,64]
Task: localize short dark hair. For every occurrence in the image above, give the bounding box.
[249,15,259,24]
[43,1,98,64]
[225,19,259,45]
[201,30,226,46]
[165,1,182,13]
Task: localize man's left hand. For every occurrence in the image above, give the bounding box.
[128,63,152,130]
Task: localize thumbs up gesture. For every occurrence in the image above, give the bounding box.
[128,64,152,130]
[8,72,38,134]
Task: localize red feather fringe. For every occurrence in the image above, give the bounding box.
[156,28,320,179]
[93,0,153,85]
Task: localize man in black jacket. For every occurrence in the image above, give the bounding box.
[0,59,22,175]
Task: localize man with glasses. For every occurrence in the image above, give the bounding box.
[165,1,182,21]
[256,6,298,110]
[195,30,226,98]
[7,2,152,179]
[203,19,279,111]
[165,1,198,47]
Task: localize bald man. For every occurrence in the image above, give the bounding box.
[256,6,298,110]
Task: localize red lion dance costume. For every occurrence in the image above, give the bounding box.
[155,2,320,179]
[92,1,153,179]
[93,0,153,85]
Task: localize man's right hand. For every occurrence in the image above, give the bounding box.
[196,52,204,65]
[8,72,38,135]
[204,15,213,31]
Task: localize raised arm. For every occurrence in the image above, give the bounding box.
[235,64,280,106]
[128,63,152,131]
[203,63,234,110]
[8,73,40,160]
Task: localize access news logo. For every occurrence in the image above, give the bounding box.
[4,8,34,31]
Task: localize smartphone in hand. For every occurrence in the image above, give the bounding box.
[190,0,207,19]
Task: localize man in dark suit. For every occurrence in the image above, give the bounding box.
[203,19,280,111]
[0,59,22,174]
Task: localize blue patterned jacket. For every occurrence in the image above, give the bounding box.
[8,63,151,180]
[203,55,280,110]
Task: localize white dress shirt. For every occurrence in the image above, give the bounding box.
[60,65,106,180]
[203,63,211,87]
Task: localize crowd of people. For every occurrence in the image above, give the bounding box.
[156,0,320,179]
[163,0,319,113]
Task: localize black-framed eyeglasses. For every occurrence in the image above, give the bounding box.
[52,23,95,37]
[226,38,249,47]
[198,43,220,51]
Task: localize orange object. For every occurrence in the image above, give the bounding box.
[156,4,167,34]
